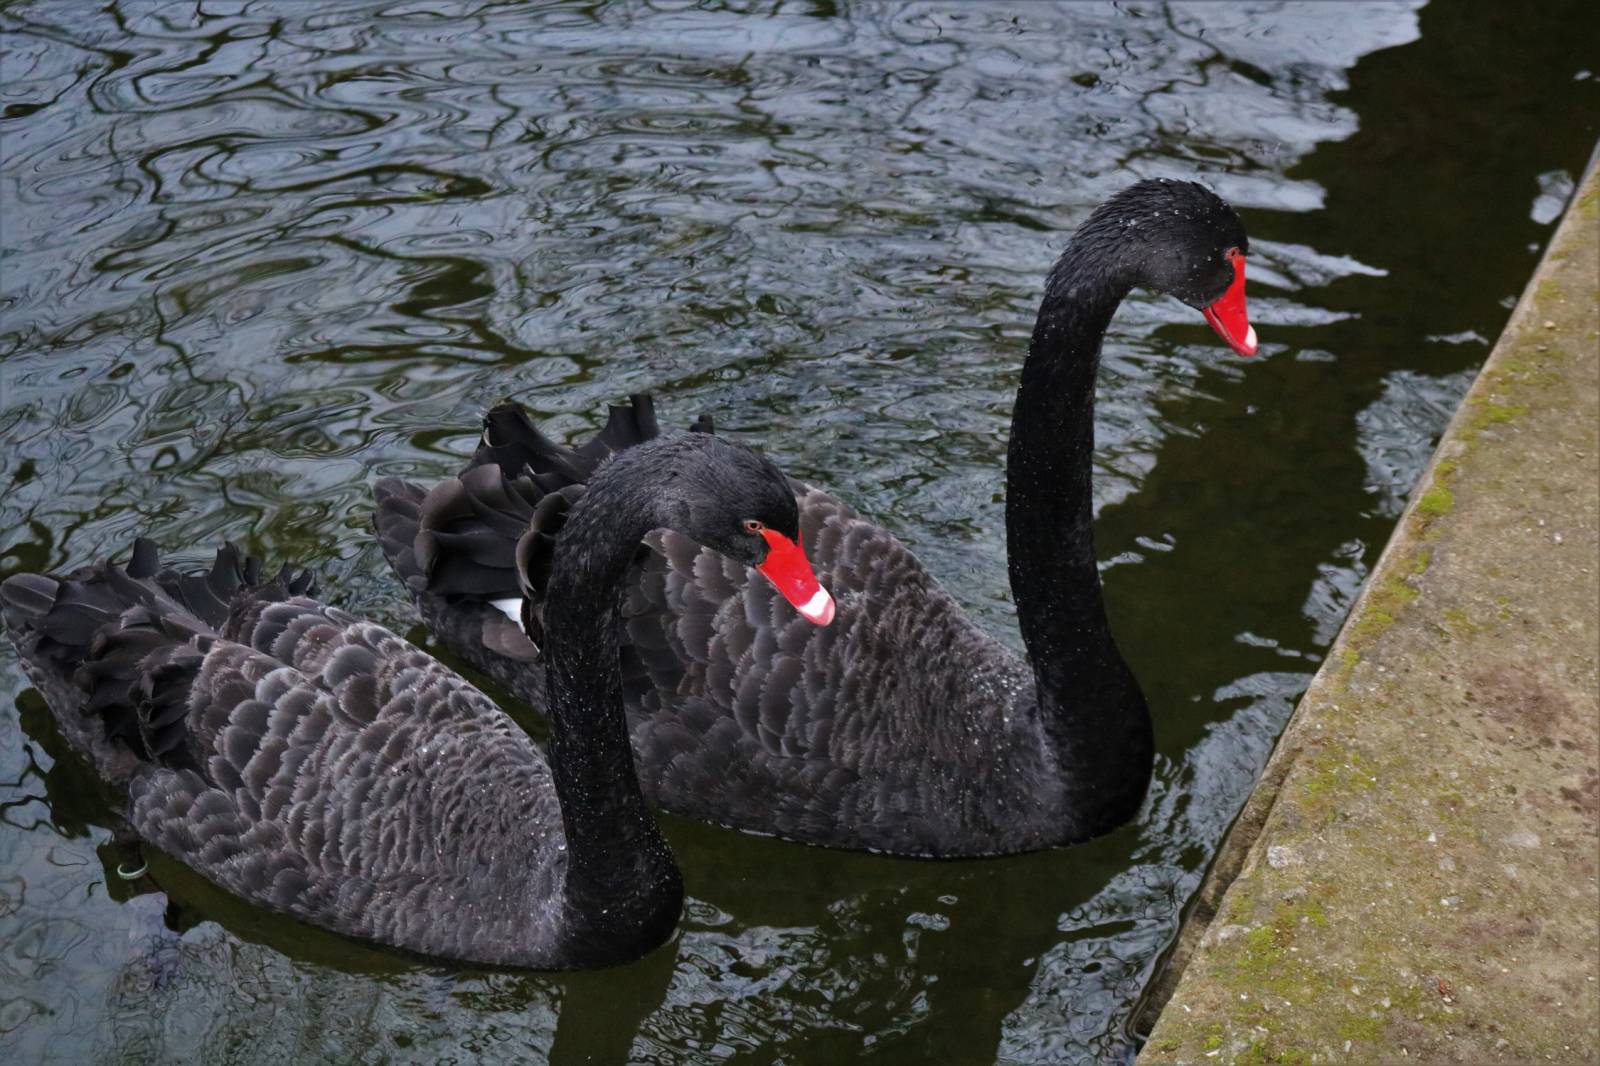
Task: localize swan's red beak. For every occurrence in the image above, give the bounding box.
[755,528,835,626]
[1202,252,1257,357]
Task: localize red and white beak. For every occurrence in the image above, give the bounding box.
[755,528,835,626]
[1202,250,1258,357]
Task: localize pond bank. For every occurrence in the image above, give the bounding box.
[1138,161,1599,1063]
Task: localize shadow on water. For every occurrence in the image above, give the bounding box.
[0,0,1596,1062]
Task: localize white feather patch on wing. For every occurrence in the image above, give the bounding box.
[490,597,526,634]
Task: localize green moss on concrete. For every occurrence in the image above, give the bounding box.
[1498,353,1565,386]
[1335,1011,1383,1044]
[1346,574,1420,643]
[1206,874,1452,1048]
[1416,484,1453,516]
[1409,460,1461,536]
[1235,1040,1313,1066]
[1299,748,1354,800]
[1327,554,1433,690]
[1441,606,1482,636]
[1471,397,1528,425]
[1156,882,1458,1064]
[1580,180,1599,218]
[1297,745,1377,829]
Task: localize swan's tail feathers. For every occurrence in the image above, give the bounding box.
[3,538,204,668]
[409,466,542,602]
[0,539,315,778]
[376,464,583,650]
[386,395,702,633]
[469,393,672,490]
[372,478,428,594]
[145,541,313,632]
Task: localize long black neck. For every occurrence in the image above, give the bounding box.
[1005,239,1152,817]
[542,474,680,953]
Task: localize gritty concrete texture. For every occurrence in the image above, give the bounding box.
[1139,162,1599,1065]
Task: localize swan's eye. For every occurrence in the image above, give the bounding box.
[1223,246,1242,263]
[743,519,765,535]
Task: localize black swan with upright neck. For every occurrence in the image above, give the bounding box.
[375,178,1257,858]
[0,432,831,967]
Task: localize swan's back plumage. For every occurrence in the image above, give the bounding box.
[2,545,594,966]
[376,400,1074,856]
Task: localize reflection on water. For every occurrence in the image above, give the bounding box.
[1,1,1595,1062]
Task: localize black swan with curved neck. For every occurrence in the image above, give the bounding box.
[374,178,1257,858]
[0,433,830,968]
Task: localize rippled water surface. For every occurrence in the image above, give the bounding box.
[2,1,1596,1062]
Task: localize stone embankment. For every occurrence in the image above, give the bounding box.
[1140,162,1599,1063]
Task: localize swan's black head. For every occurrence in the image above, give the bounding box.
[1076,178,1257,355]
[623,431,835,625]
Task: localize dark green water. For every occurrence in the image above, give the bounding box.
[1,2,1595,1062]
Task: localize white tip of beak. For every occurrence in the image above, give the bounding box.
[1243,324,1258,353]
[798,587,835,626]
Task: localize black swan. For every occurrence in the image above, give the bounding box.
[0,432,830,968]
[374,178,1257,858]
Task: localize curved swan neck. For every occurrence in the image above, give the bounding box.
[1006,244,1127,676]
[1006,239,1150,784]
[542,473,677,925]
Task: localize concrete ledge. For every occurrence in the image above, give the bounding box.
[1139,162,1599,1064]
